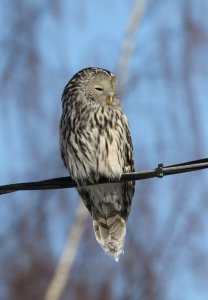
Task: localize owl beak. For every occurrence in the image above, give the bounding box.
[106,96,113,106]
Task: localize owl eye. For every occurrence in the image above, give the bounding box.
[94,86,103,91]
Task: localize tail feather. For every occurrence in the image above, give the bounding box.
[92,211,126,262]
[77,183,132,261]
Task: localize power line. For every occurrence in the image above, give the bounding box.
[0,158,208,196]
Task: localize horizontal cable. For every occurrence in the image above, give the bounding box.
[0,158,208,196]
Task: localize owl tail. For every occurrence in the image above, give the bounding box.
[92,204,126,262]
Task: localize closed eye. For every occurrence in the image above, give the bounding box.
[95,87,103,91]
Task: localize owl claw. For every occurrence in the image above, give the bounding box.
[88,172,99,183]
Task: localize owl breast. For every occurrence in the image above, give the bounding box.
[66,105,126,182]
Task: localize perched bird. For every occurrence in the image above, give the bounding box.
[60,67,135,261]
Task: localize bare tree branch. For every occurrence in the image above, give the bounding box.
[44,203,88,300]
[118,0,145,97]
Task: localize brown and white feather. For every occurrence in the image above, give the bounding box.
[60,67,135,261]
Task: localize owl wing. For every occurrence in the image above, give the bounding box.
[59,117,68,169]
[123,116,135,173]
[121,116,135,219]
[76,187,92,214]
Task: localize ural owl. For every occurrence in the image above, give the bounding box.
[60,67,134,261]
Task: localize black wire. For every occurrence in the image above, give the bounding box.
[166,157,208,168]
[0,158,207,195]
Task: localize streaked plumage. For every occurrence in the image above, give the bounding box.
[60,67,135,261]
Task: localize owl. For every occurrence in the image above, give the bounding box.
[60,67,135,261]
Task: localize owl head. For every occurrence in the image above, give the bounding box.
[71,67,121,108]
